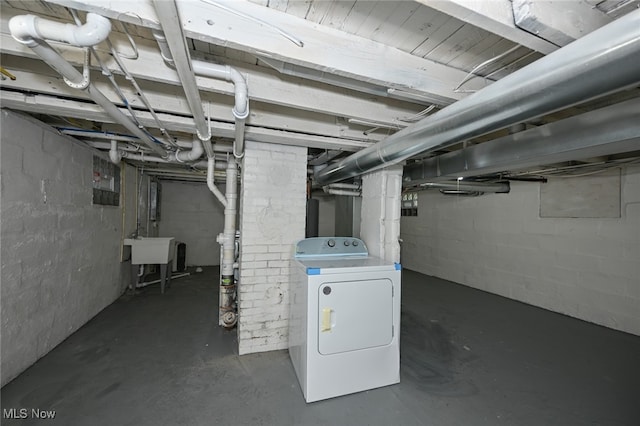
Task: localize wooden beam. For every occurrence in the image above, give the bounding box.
[1,55,387,143]
[0,7,422,128]
[416,0,558,54]
[512,0,611,46]
[0,90,372,151]
[48,0,487,103]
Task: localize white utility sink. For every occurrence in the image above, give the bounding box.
[124,237,175,265]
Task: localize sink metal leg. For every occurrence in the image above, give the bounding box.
[160,263,168,294]
[130,263,139,292]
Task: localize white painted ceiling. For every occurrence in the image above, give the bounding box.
[1,0,639,182]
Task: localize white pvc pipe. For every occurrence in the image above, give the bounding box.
[152,29,249,158]
[191,62,249,117]
[207,157,227,207]
[9,14,167,158]
[191,62,248,159]
[109,140,123,164]
[9,13,111,47]
[152,0,213,158]
[218,157,238,326]
[323,188,362,197]
[137,272,190,288]
[174,138,204,162]
[233,119,246,159]
[326,183,361,190]
[107,139,230,172]
[62,129,233,153]
[220,157,238,279]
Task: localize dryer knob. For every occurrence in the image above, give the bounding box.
[352,240,359,246]
[343,240,350,246]
[327,239,335,247]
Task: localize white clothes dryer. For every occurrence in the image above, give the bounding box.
[289,237,401,403]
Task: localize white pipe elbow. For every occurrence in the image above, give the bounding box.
[8,15,39,46]
[67,13,111,46]
[228,67,249,119]
[9,13,111,47]
[175,138,204,162]
[109,140,123,164]
[207,158,228,208]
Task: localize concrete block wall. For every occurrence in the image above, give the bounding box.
[0,110,132,385]
[335,195,362,237]
[316,194,336,236]
[360,166,403,263]
[159,180,225,266]
[400,166,640,336]
[237,141,307,355]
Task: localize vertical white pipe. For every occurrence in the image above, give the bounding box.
[233,119,246,158]
[219,157,238,327]
[221,157,237,278]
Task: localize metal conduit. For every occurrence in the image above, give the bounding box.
[314,9,640,185]
[420,181,510,193]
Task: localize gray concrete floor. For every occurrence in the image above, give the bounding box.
[2,267,639,425]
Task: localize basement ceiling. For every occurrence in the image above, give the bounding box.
[1,0,639,183]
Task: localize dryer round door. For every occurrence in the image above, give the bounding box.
[318,278,394,355]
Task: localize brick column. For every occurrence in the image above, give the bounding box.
[237,141,307,354]
[360,165,403,263]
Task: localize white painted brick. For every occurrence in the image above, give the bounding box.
[254,253,280,261]
[241,245,270,254]
[239,276,260,285]
[241,261,268,269]
[241,268,255,277]
[268,244,291,253]
[267,275,289,284]
[238,292,265,301]
[237,142,306,354]
[242,283,270,293]
[361,166,402,263]
[267,260,288,268]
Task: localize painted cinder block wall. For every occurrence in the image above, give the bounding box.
[0,110,134,385]
[159,180,225,266]
[316,194,336,237]
[400,166,640,336]
[237,141,307,355]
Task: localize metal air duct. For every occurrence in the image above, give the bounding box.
[314,9,640,185]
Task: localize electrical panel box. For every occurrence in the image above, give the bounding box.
[92,155,120,206]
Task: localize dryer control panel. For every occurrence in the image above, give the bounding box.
[295,237,368,258]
